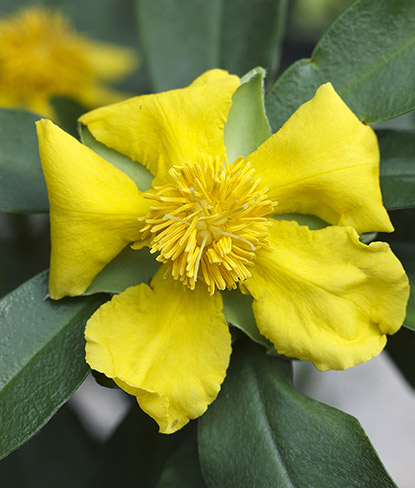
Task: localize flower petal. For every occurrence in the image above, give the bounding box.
[248,83,392,234]
[85,268,232,434]
[243,220,409,371]
[36,119,149,299]
[79,69,240,184]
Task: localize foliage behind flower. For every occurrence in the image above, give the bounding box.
[0,6,138,117]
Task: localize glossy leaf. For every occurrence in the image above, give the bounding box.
[0,405,97,487]
[0,108,48,213]
[265,0,415,132]
[199,338,396,488]
[85,246,161,295]
[224,67,271,162]
[377,130,415,210]
[88,406,197,487]
[80,125,153,192]
[0,271,106,460]
[136,0,288,91]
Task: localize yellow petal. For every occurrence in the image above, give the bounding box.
[85,268,231,433]
[248,83,392,234]
[243,220,409,371]
[79,69,240,184]
[36,119,149,299]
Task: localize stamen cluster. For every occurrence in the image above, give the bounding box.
[141,155,276,294]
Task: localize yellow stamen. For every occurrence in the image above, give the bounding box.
[142,155,277,294]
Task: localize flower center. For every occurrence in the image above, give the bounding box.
[140,155,276,294]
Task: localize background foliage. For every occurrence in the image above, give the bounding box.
[0,0,414,486]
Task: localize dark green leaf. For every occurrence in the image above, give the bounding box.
[50,97,87,139]
[389,242,415,331]
[224,67,271,162]
[0,405,97,487]
[136,0,222,91]
[220,0,288,77]
[403,283,415,332]
[85,246,161,295]
[156,424,206,488]
[0,109,48,213]
[80,125,153,192]
[0,214,50,299]
[265,0,415,132]
[0,271,106,460]
[377,129,415,210]
[0,239,34,299]
[89,406,197,488]
[386,327,415,389]
[91,370,119,389]
[199,338,396,488]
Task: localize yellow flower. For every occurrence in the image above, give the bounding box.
[0,6,137,117]
[36,70,409,434]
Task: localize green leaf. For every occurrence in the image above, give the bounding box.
[224,67,271,162]
[0,214,50,299]
[85,246,161,295]
[0,108,48,213]
[404,284,415,332]
[265,0,415,132]
[389,242,415,331]
[0,240,33,299]
[377,129,415,210]
[156,424,206,488]
[273,213,328,230]
[88,406,197,487]
[221,288,273,349]
[220,0,288,77]
[386,327,415,389]
[0,271,106,460]
[91,370,118,389]
[136,0,222,92]
[136,0,288,92]
[0,405,97,487]
[199,338,396,488]
[80,125,153,192]
[50,97,87,139]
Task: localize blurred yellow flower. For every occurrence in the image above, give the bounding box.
[0,6,138,117]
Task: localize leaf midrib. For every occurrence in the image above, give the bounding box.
[247,361,296,488]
